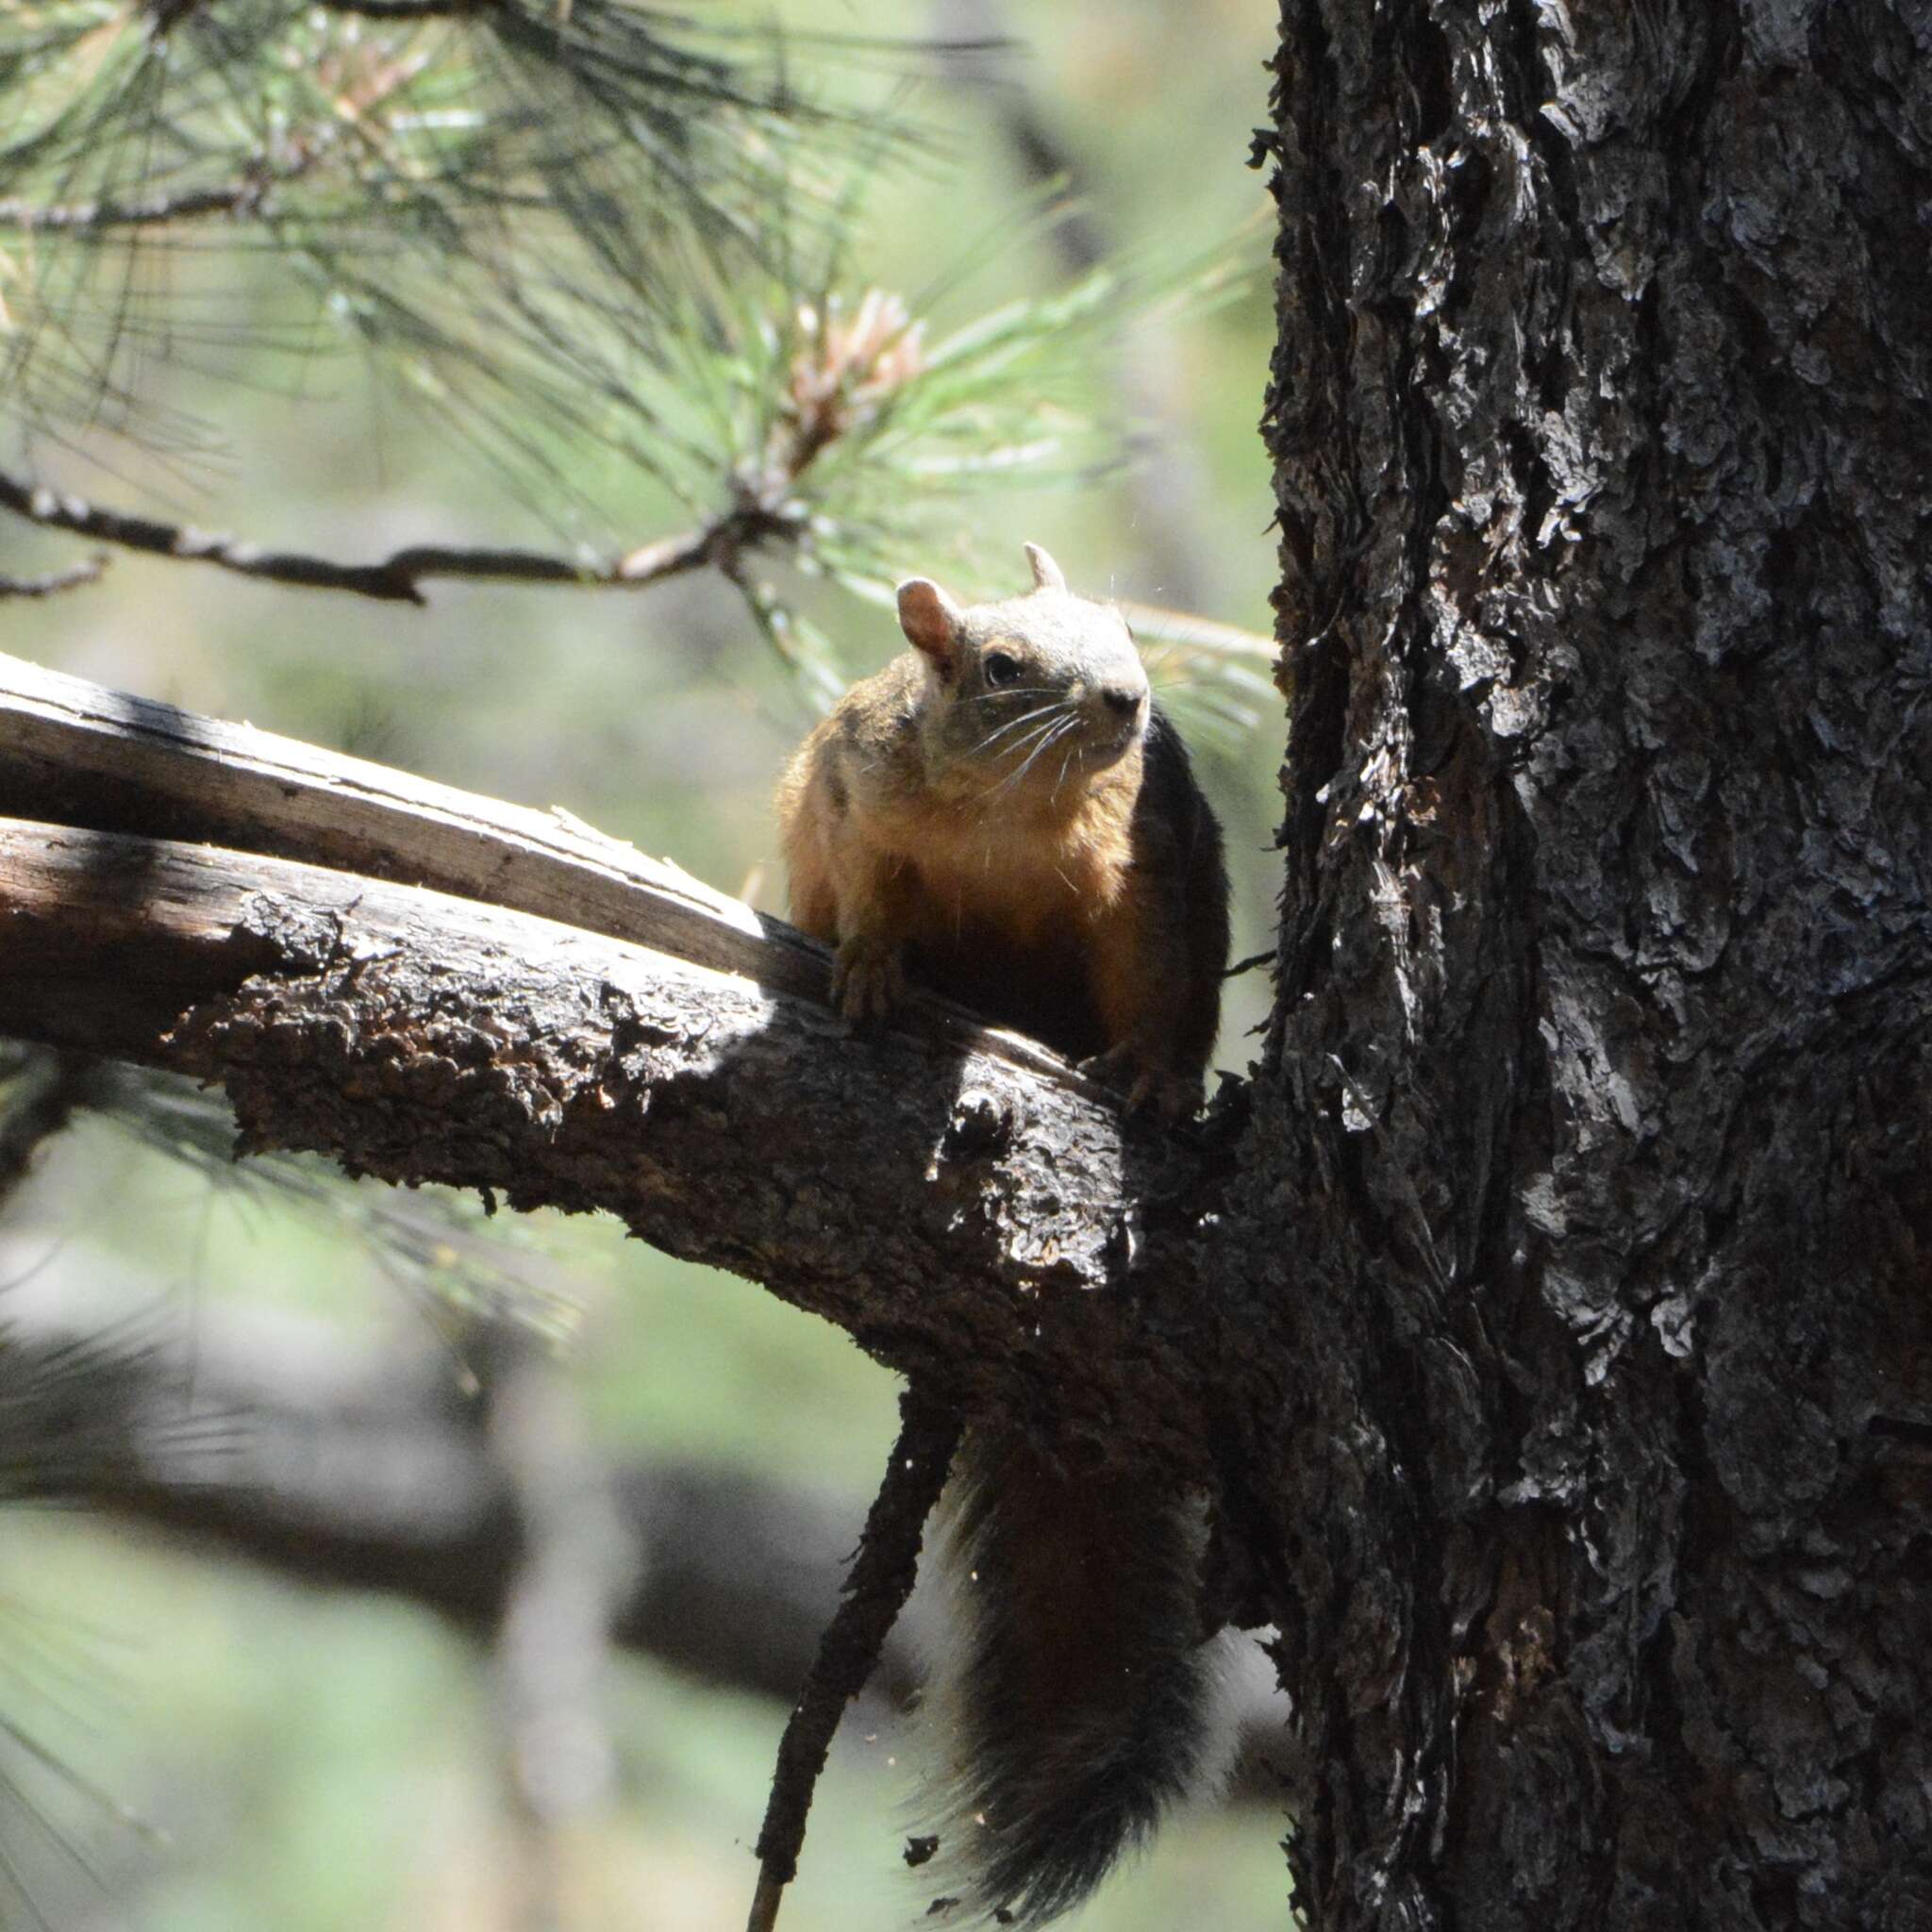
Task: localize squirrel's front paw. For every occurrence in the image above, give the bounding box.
[831,934,907,1029]
[1079,1041,1203,1122]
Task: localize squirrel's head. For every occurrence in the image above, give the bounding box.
[895,542,1150,799]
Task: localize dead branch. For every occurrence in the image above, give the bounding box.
[0,650,1226,1462]
[0,649,1091,1096]
[0,472,795,607]
[748,1388,959,1932]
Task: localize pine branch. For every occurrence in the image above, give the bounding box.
[315,1,499,17]
[0,183,277,232]
[0,811,1220,1461]
[0,469,794,606]
[0,651,1224,1471]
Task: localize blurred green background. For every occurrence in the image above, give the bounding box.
[1,1,1290,1925]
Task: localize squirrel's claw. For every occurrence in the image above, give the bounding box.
[832,935,907,1030]
[1079,1042,1201,1122]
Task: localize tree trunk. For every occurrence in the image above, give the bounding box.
[4,7,1930,1927]
[1252,2,1932,1926]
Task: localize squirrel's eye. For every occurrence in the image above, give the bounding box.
[983,651,1022,688]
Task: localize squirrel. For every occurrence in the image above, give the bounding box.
[775,542,1232,1926]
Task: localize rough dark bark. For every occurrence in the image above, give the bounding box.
[0,810,1226,1479]
[1251,2,1932,1927]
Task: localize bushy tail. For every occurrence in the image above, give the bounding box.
[919,1426,1228,1928]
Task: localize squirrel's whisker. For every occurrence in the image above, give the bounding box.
[985,711,1066,778]
[977,712,1064,775]
[977,702,1066,754]
[994,713,1080,796]
[1052,734,1082,801]
[960,685,1059,708]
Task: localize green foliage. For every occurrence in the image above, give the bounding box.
[630,208,1258,702]
[0,2,1265,724]
[1130,597,1279,749]
[0,0,855,465]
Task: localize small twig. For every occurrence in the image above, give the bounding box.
[0,182,276,234]
[0,468,795,608]
[146,0,489,23]
[0,133,343,238]
[0,557,108,600]
[746,1388,962,1932]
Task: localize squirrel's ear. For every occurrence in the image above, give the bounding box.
[1023,542,1068,593]
[897,577,966,672]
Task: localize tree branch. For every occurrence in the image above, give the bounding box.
[0,650,1091,1092]
[0,1278,1292,1777]
[749,1388,959,1932]
[0,1269,908,1698]
[0,815,1212,1458]
[0,162,312,234]
[316,0,511,18]
[0,558,108,600]
[0,471,795,607]
[0,649,1233,1468]
[0,184,259,229]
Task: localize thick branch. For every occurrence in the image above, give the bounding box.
[0,651,1225,1459]
[0,649,1085,1093]
[0,816,1219,1470]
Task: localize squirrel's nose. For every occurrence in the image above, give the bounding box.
[1100,684,1144,718]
